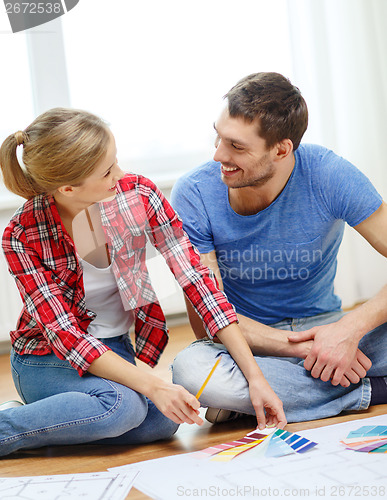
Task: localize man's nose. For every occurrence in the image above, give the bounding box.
[213,140,228,163]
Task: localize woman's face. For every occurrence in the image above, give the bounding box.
[68,131,125,205]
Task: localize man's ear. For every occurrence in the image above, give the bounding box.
[56,185,76,198]
[274,139,293,160]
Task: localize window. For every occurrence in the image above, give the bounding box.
[0,0,293,193]
[61,0,293,184]
[0,15,34,204]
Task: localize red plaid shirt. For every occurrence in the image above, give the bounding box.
[2,173,237,376]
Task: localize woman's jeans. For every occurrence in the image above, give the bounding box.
[172,311,387,423]
[0,335,178,456]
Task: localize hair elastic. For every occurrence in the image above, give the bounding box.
[16,144,28,173]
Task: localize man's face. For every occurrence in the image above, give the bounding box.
[213,107,276,189]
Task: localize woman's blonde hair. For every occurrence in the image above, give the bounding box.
[0,108,111,199]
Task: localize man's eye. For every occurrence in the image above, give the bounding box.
[214,135,220,148]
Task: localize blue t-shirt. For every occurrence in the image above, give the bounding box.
[171,144,383,324]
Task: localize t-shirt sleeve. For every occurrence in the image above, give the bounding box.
[171,173,215,254]
[316,148,383,227]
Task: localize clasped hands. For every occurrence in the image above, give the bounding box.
[287,321,372,387]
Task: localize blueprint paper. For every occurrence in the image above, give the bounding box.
[109,415,387,500]
[0,471,138,500]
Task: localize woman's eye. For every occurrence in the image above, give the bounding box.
[104,169,111,178]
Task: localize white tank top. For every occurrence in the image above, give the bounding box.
[80,258,134,339]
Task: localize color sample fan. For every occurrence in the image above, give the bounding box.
[341,425,387,453]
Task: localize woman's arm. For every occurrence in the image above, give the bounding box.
[88,350,203,425]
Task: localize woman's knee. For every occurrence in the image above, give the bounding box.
[90,382,148,439]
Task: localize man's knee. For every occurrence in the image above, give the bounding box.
[172,342,221,395]
[172,348,201,394]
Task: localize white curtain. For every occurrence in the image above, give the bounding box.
[287,0,387,307]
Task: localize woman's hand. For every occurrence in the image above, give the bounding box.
[248,378,287,430]
[88,350,203,425]
[148,380,204,426]
[215,323,287,430]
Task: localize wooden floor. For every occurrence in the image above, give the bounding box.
[1,322,386,499]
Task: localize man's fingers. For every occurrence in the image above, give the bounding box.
[341,369,360,385]
[356,349,372,372]
[310,357,327,379]
[318,363,336,383]
[288,329,316,343]
[338,375,351,387]
[330,366,346,386]
[303,352,317,372]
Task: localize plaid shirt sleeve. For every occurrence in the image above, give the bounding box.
[2,222,110,376]
[136,177,238,337]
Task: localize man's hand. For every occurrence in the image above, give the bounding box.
[288,322,372,387]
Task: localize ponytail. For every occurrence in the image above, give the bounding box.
[0,130,40,199]
[0,108,110,200]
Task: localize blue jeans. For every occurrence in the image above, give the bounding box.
[0,335,178,456]
[172,311,387,423]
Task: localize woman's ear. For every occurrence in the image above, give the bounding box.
[56,185,76,198]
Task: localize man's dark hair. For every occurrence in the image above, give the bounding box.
[225,72,308,150]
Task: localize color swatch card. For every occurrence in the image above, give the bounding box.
[269,429,318,454]
[193,427,317,462]
[193,430,271,460]
[341,425,387,453]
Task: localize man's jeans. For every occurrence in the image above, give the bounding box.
[0,335,178,456]
[172,311,387,422]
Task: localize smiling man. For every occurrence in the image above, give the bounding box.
[171,72,387,423]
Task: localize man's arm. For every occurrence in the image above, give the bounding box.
[289,202,387,386]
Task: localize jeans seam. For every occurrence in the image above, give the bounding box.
[12,358,74,370]
[0,379,123,446]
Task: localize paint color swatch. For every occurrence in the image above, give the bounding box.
[193,430,269,459]
[270,429,318,453]
[194,427,317,462]
[341,425,387,453]
[211,438,268,462]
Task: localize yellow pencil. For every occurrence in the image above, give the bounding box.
[195,356,222,399]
